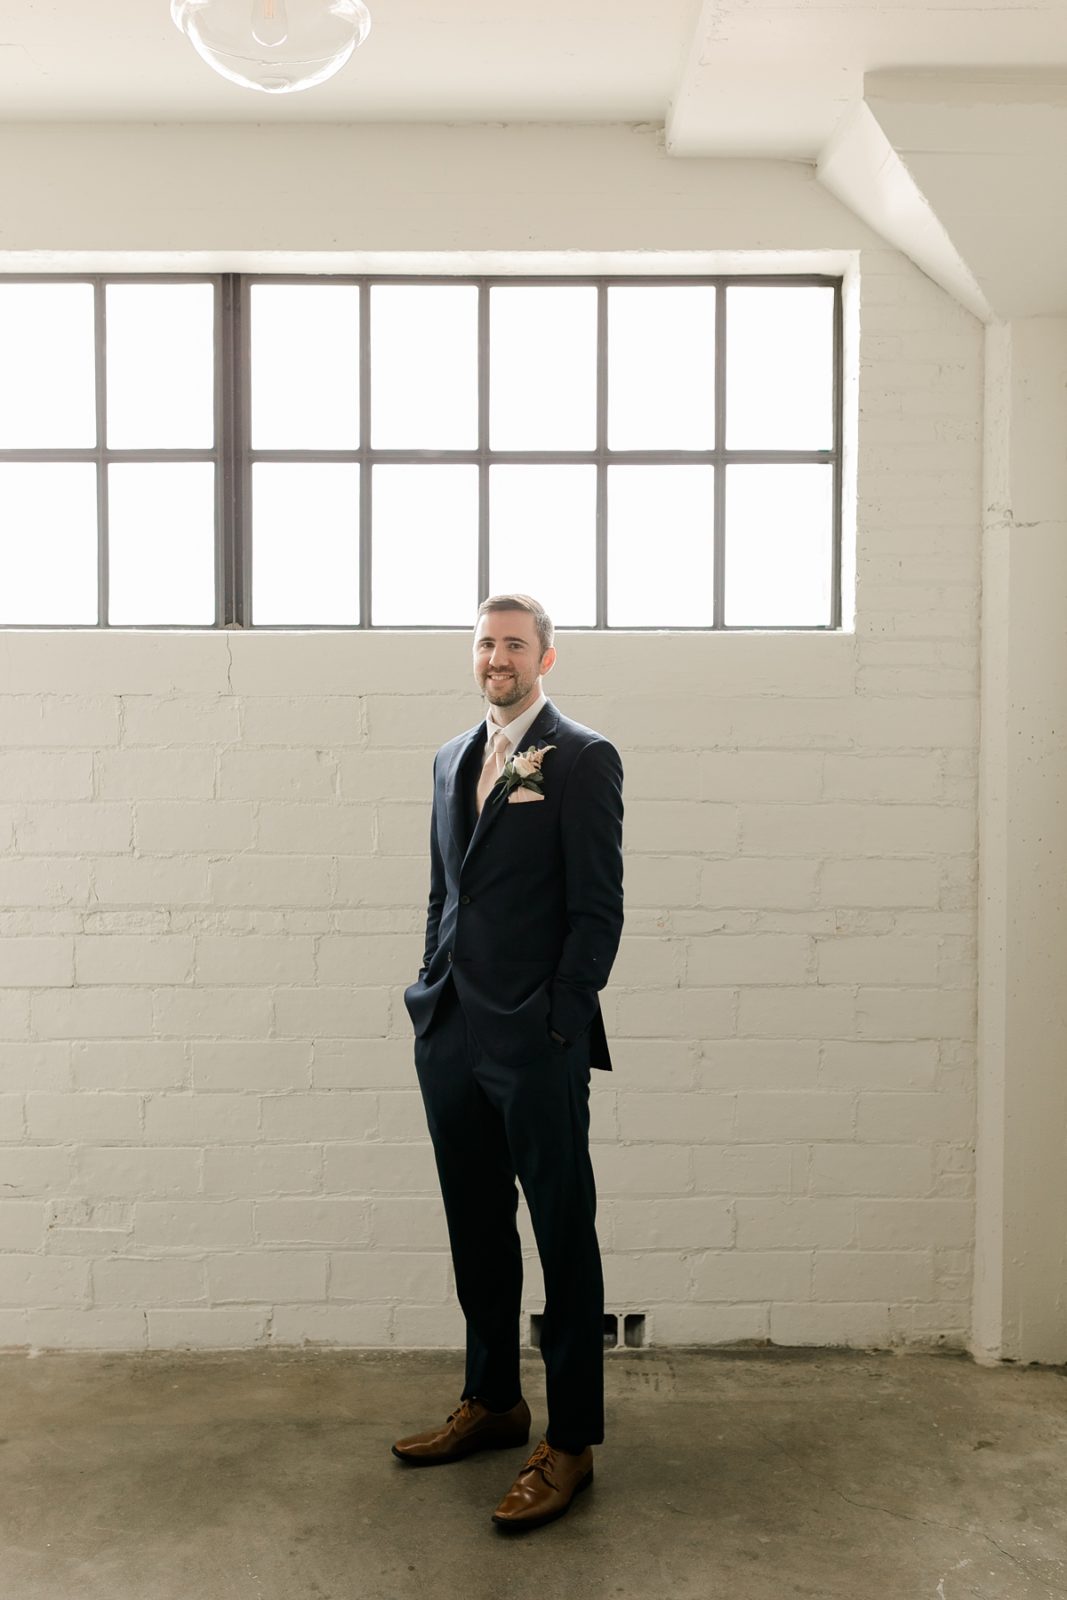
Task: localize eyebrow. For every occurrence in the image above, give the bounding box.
[476,635,530,645]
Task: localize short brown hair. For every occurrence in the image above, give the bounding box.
[475,593,554,657]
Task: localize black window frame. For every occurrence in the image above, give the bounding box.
[0,271,843,631]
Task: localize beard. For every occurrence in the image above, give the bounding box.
[479,668,536,708]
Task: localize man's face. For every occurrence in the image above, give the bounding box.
[472,609,554,713]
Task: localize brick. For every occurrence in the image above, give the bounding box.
[132,1202,255,1249]
[26,1309,146,1350]
[271,986,390,1040]
[254,1199,372,1246]
[204,1250,327,1303]
[259,1091,377,1143]
[0,934,73,985]
[691,1250,811,1301]
[208,856,333,908]
[32,988,154,1039]
[810,1144,933,1197]
[856,1200,973,1250]
[92,1256,205,1306]
[271,1304,393,1345]
[258,803,375,855]
[27,1092,141,1143]
[19,804,132,854]
[735,1198,855,1250]
[735,1091,854,1141]
[192,1041,310,1092]
[617,1091,734,1143]
[592,1143,691,1196]
[96,749,215,801]
[687,935,809,986]
[75,1147,199,1199]
[701,858,819,910]
[813,1250,935,1302]
[610,1197,732,1251]
[134,801,254,853]
[694,1145,796,1196]
[203,1144,323,1197]
[392,1304,466,1347]
[737,986,855,1039]
[147,1310,269,1348]
[144,1093,261,1145]
[855,1091,974,1144]
[330,1251,451,1303]
[698,1039,819,1089]
[769,1302,891,1348]
[218,749,337,802]
[604,1251,690,1303]
[75,935,195,985]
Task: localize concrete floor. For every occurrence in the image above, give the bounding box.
[2,1345,1066,1600]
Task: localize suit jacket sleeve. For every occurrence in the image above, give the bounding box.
[420,751,446,975]
[549,737,624,1040]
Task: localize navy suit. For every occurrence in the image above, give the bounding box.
[402,696,624,1449]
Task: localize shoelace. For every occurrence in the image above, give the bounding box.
[446,1399,476,1426]
[517,1439,560,1491]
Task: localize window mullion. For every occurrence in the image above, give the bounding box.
[94,278,108,629]
[359,278,372,627]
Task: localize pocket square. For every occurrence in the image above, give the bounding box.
[508,787,545,803]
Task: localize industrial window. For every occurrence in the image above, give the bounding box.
[0,274,842,630]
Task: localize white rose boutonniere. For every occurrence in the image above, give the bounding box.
[492,742,556,801]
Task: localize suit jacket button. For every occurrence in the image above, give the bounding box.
[460,894,471,904]
[447,951,453,962]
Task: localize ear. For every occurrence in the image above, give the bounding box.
[540,646,557,675]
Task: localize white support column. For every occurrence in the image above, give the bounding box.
[975,318,1067,1364]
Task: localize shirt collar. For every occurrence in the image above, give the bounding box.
[484,687,547,753]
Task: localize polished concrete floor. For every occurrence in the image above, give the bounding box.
[2,1344,1066,1600]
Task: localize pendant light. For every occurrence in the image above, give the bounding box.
[171,0,372,95]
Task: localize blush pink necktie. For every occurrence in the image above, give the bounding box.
[475,725,509,814]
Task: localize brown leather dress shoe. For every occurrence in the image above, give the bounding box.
[392,1396,531,1465]
[491,1438,594,1529]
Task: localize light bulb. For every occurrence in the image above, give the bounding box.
[251,0,287,49]
[171,0,372,95]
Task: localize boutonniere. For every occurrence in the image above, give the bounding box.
[492,742,557,800]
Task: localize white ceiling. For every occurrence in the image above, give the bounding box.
[0,0,1062,157]
[2,0,1066,317]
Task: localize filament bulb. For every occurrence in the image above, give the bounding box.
[251,0,288,47]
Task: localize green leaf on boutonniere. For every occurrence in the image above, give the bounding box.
[491,742,557,799]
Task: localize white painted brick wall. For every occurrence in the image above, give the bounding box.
[0,241,982,1357]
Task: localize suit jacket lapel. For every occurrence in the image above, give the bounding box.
[459,698,561,870]
[444,721,487,862]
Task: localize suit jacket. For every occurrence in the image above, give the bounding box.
[402,696,624,1070]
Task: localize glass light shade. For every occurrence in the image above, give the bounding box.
[171,0,371,94]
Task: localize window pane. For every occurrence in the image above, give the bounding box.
[108,463,215,625]
[252,463,359,625]
[251,284,359,449]
[0,283,96,448]
[607,466,714,627]
[371,284,477,449]
[490,286,596,450]
[725,464,833,626]
[372,465,477,626]
[0,464,97,623]
[608,285,715,449]
[107,283,214,448]
[726,285,834,450]
[489,466,596,627]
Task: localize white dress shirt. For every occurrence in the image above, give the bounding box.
[482,686,547,763]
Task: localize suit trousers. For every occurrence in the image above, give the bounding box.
[412,973,605,1451]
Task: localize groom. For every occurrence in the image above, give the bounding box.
[395,593,624,1531]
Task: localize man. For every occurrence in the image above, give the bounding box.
[395,592,624,1532]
